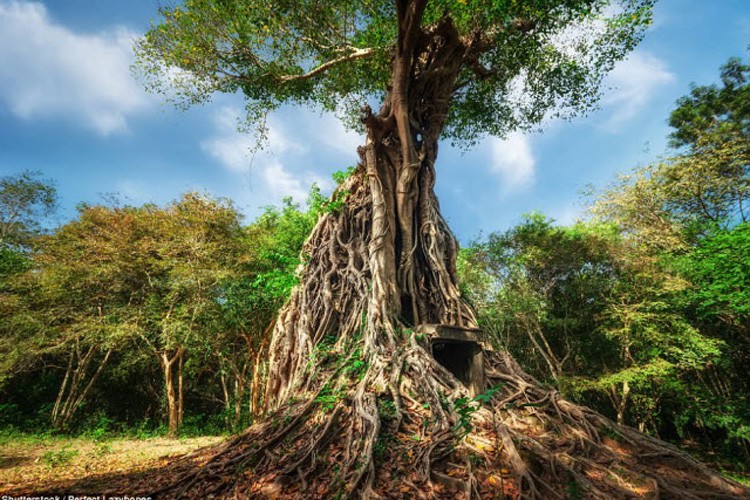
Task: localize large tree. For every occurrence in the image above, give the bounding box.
[135,1,746,497]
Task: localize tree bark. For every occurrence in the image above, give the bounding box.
[161,349,183,438]
[250,334,268,420]
[265,12,473,411]
[218,363,231,428]
[177,351,184,429]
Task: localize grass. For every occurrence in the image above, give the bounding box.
[0,432,223,494]
[723,471,750,486]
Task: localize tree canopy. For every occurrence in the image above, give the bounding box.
[669,55,750,149]
[136,0,653,144]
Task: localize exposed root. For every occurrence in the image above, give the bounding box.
[110,135,747,499]
[82,333,746,499]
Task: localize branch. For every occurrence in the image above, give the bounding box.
[278,47,377,83]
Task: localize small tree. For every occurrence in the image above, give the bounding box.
[0,171,57,384]
[209,194,320,428]
[132,193,245,436]
[0,170,57,248]
[8,204,140,429]
[6,194,246,435]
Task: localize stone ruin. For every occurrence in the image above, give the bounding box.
[416,324,486,396]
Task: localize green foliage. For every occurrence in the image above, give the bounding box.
[342,347,367,381]
[377,397,397,421]
[314,383,346,412]
[331,166,357,185]
[0,170,57,248]
[674,223,750,325]
[320,189,350,214]
[460,210,742,459]
[472,384,502,404]
[94,441,113,457]
[82,412,115,441]
[452,385,503,439]
[458,60,750,468]
[373,432,393,461]
[597,159,746,256]
[0,246,30,281]
[595,58,750,248]
[460,213,625,378]
[308,335,338,368]
[669,55,750,149]
[452,397,476,438]
[0,187,320,436]
[41,445,79,468]
[135,0,653,147]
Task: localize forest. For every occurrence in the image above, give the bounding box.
[1,0,749,497]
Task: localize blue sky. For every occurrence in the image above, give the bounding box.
[0,1,748,243]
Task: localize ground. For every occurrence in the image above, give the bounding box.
[0,433,224,495]
[0,430,747,497]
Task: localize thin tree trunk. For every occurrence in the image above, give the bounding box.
[522,320,561,381]
[58,344,93,424]
[609,381,630,426]
[177,351,184,429]
[250,328,269,419]
[60,349,112,429]
[250,345,266,420]
[51,351,74,428]
[161,349,182,438]
[232,377,244,430]
[219,363,231,428]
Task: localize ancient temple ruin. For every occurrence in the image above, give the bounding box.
[416,324,485,396]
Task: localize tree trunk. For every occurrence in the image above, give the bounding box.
[218,364,231,428]
[52,345,112,430]
[51,351,74,429]
[232,377,243,430]
[609,380,630,426]
[145,3,748,498]
[250,338,267,421]
[161,349,182,438]
[177,351,184,429]
[264,7,472,412]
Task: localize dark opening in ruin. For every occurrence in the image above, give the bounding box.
[431,339,484,396]
[416,324,486,396]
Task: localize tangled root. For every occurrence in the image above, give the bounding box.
[100,334,746,499]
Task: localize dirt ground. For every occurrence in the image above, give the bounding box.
[0,434,224,495]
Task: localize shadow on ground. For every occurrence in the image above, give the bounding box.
[1,463,170,497]
[0,454,33,470]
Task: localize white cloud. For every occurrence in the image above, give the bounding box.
[0,1,148,135]
[601,52,675,130]
[200,107,255,173]
[262,161,308,201]
[310,112,363,158]
[200,106,306,173]
[489,132,536,194]
[201,106,328,206]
